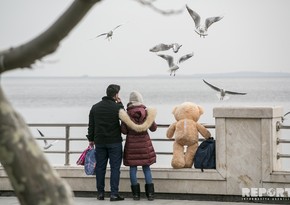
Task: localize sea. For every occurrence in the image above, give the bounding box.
[1,75,290,170]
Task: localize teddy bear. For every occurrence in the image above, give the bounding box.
[166,102,211,169]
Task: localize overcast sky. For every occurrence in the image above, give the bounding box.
[1,0,290,77]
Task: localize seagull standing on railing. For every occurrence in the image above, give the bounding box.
[185,5,223,38]
[37,129,59,150]
[157,52,194,76]
[149,43,182,53]
[94,24,122,41]
[203,79,247,100]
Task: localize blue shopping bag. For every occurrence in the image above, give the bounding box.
[84,146,96,175]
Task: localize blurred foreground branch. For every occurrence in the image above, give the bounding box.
[134,0,184,15]
[0,0,183,204]
[0,0,101,74]
[0,0,102,205]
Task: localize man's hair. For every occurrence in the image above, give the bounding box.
[106,84,120,98]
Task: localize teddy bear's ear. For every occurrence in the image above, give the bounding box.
[172,106,178,114]
[198,105,204,115]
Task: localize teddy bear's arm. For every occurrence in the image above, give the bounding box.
[196,123,211,139]
[166,122,177,139]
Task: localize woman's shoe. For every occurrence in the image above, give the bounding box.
[145,183,155,201]
[131,183,140,200]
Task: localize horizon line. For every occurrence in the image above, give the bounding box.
[2,71,290,78]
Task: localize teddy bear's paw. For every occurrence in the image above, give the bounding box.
[184,163,194,168]
[171,159,185,169]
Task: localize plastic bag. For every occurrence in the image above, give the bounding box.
[76,146,91,165]
[84,146,96,175]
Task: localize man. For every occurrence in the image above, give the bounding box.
[87,84,125,201]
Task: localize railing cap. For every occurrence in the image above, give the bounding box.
[213,106,283,119]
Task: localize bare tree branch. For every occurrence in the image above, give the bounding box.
[0,0,184,204]
[0,0,102,74]
[0,86,75,205]
[134,0,184,15]
[0,0,102,204]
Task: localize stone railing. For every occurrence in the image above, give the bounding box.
[1,106,290,198]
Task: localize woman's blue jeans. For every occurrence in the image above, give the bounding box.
[95,143,123,196]
[130,165,153,185]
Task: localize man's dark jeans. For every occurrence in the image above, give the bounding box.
[95,143,123,196]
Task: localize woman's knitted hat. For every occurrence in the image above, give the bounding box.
[129,91,143,106]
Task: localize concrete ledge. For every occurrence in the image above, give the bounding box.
[57,167,226,194]
[264,171,290,183]
[213,106,283,118]
[54,166,225,181]
[0,167,226,194]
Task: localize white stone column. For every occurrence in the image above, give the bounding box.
[213,106,283,195]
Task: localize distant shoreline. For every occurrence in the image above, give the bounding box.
[2,71,290,79]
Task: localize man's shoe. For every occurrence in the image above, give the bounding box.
[97,193,104,200]
[110,194,124,201]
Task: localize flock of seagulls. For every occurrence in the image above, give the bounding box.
[37,129,59,150]
[149,42,193,76]
[93,5,248,101]
[147,4,223,76]
[93,4,224,77]
[92,4,224,77]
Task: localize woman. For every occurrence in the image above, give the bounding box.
[119,91,157,201]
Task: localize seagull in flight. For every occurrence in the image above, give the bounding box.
[186,5,223,38]
[157,52,194,76]
[203,79,247,100]
[150,43,182,53]
[282,111,290,123]
[94,24,122,41]
[37,129,59,150]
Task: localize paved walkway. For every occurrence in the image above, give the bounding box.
[0,196,287,205]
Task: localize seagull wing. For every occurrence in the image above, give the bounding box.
[284,111,290,117]
[112,24,122,31]
[43,145,51,150]
[157,54,174,67]
[37,129,48,146]
[95,33,108,38]
[37,129,44,137]
[186,5,201,28]
[178,52,194,64]
[205,16,223,30]
[43,140,59,150]
[282,111,290,122]
[225,90,247,95]
[50,140,59,145]
[150,43,171,52]
[203,79,222,92]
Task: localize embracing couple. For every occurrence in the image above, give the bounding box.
[86,84,157,201]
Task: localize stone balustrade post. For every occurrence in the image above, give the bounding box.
[213,106,283,195]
